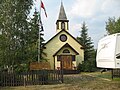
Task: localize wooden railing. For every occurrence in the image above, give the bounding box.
[0,70,63,87]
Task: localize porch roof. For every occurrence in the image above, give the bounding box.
[53,43,79,57]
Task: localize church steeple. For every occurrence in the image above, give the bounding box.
[56,1,69,33]
[58,2,67,20]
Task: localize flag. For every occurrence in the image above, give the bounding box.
[41,1,47,17]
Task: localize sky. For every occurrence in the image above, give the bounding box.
[32,0,120,48]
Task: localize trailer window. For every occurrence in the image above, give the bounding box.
[116,53,120,59]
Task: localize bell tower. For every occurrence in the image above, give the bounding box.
[56,2,69,33]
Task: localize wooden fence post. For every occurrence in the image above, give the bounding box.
[0,72,1,86]
[23,75,26,87]
[111,69,113,79]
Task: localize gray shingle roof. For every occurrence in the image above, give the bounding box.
[58,2,67,20]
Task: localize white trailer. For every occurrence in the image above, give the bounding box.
[96,33,120,68]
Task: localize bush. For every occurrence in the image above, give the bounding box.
[14,63,29,73]
[77,60,98,72]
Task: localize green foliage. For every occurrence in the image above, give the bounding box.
[0,0,32,65]
[77,59,97,72]
[29,9,47,62]
[77,49,97,72]
[13,64,29,73]
[0,0,47,72]
[77,22,94,61]
[77,22,97,72]
[106,17,120,34]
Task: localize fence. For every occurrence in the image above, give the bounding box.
[112,69,120,79]
[0,70,63,87]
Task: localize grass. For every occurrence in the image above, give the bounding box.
[87,71,120,81]
[113,78,120,81]
[1,72,120,90]
[63,72,120,90]
[85,71,112,79]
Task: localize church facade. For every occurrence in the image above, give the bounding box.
[43,2,84,70]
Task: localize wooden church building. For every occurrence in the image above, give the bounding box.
[43,2,84,70]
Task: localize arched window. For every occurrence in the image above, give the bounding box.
[61,22,65,30]
[63,49,70,53]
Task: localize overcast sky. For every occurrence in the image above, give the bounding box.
[33,0,120,48]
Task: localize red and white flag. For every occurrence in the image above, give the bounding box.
[41,1,47,17]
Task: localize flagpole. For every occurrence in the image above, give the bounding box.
[38,0,42,62]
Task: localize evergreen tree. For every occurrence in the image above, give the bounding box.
[106,17,120,34]
[27,10,39,62]
[77,22,94,61]
[28,9,46,62]
[77,22,97,72]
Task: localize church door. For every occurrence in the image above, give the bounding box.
[61,55,72,70]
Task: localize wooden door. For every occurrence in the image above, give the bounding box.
[61,55,72,70]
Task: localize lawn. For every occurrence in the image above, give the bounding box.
[1,71,120,90]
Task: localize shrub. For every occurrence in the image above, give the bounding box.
[77,59,98,72]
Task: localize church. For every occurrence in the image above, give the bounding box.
[43,2,84,70]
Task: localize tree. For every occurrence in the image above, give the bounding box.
[0,0,33,72]
[28,9,46,62]
[77,22,97,72]
[77,22,94,61]
[106,17,120,34]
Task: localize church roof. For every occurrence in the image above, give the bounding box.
[58,2,67,20]
[44,29,83,48]
[53,43,79,57]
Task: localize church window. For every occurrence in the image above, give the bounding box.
[61,22,65,30]
[60,34,67,42]
[57,55,61,61]
[63,49,70,53]
[57,22,59,29]
[72,55,75,61]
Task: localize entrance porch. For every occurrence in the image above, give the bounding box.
[54,55,77,70]
[53,43,79,70]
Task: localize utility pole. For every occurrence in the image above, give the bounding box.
[38,0,42,62]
